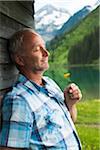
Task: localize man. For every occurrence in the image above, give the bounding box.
[0,28,82,149]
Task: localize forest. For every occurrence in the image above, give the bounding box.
[48,6,99,66]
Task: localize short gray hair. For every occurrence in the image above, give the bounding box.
[9,28,39,54]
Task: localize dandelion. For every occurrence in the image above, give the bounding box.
[64,72,71,78]
[64,72,71,84]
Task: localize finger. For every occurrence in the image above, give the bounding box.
[64,83,82,98]
[73,93,82,100]
[71,85,82,95]
[70,83,78,89]
[69,83,79,92]
[69,90,82,100]
[71,88,81,94]
[68,86,79,94]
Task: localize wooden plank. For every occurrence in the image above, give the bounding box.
[0,13,26,39]
[0,64,18,77]
[0,0,35,96]
[0,88,11,96]
[0,38,11,63]
[0,1,34,28]
[0,75,18,90]
[18,1,33,13]
[0,64,19,90]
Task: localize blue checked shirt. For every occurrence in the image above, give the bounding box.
[0,74,82,150]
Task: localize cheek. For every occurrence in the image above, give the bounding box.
[22,53,42,66]
[30,56,41,66]
[32,54,42,62]
[33,55,40,62]
[22,56,34,66]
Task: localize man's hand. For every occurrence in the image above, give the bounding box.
[64,83,82,108]
[64,83,82,122]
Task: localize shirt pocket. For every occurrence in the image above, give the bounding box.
[46,109,65,129]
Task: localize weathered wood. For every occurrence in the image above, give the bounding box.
[0,0,35,94]
[0,64,19,90]
[0,1,34,28]
[0,40,18,92]
[0,75,18,90]
[0,38,11,63]
[0,88,11,96]
[0,64,18,77]
[0,13,27,39]
[18,1,33,13]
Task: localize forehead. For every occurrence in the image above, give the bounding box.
[23,31,45,47]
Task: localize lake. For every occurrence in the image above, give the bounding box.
[45,65,99,100]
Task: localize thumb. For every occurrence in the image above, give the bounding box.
[64,83,76,93]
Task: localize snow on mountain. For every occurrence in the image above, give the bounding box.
[57,5,93,36]
[35,4,71,42]
[34,3,100,42]
[93,0,100,9]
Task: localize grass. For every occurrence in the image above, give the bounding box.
[76,125,100,150]
[76,100,100,124]
[75,100,100,150]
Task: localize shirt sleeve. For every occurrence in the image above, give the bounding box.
[0,94,33,148]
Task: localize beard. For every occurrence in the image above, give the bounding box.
[32,62,49,73]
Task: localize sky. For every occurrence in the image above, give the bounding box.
[35,0,100,15]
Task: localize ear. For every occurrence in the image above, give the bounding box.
[14,54,25,66]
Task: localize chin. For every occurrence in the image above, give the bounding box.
[35,63,49,72]
[42,64,49,71]
[44,66,49,71]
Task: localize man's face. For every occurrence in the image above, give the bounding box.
[19,32,49,73]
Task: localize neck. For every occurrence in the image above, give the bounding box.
[20,70,44,86]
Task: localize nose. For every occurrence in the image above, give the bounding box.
[42,48,50,57]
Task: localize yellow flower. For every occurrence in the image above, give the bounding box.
[64,73,71,78]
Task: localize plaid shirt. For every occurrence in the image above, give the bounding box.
[0,74,81,150]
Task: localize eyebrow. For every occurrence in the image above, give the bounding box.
[31,43,38,50]
[32,43,46,50]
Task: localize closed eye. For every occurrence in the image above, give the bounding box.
[32,45,47,53]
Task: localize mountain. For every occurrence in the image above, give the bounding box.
[35,4,71,42]
[48,6,99,65]
[35,3,99,43]
[57,5,92,36]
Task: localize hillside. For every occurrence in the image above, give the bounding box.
[57,5,92,36]
[35,4,71,42]
[48,6,99,66]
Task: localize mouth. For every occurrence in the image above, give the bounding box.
[41,59,48,63]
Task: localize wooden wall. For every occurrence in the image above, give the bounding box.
[0,1,35,97]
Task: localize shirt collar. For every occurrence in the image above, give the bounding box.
[17,73,48,95]
[16,74,64,103]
